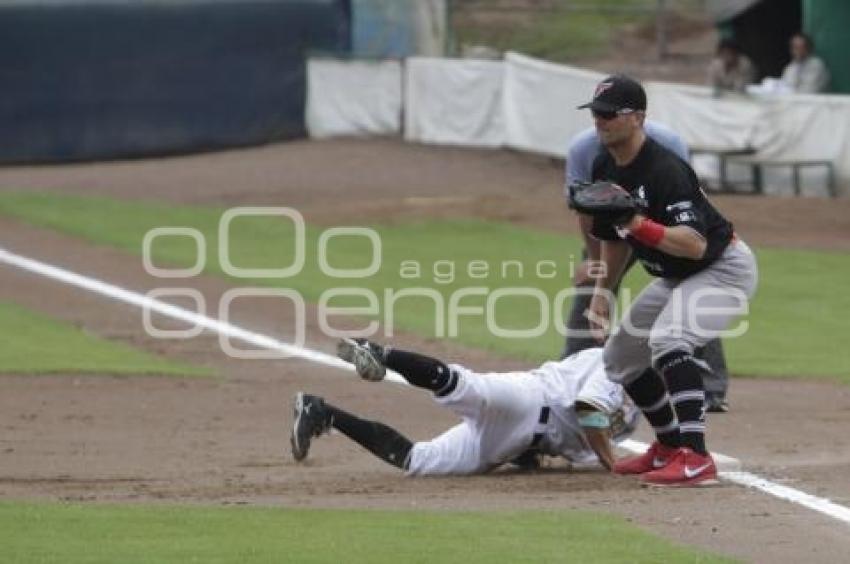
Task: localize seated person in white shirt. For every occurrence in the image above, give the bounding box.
[781,32,830,93]
[708,38,755,94]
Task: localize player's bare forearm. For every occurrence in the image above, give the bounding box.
[578,214,601,261]
[582,426,615,472]
[596,240,630,291]
[586,241,630,342]
[624,215,707,259]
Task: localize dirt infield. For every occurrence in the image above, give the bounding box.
[1,139,849,561]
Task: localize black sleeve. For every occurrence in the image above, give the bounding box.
[653,163,707,236]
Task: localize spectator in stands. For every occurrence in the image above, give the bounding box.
[707,38,755,95]
[781,32,830,93]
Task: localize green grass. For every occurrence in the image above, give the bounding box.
[617,247,850,381]
[453,0,649,61]
[0,501,733,563]
[0,301,209,377]
[0,192,584,362]
[0,192,847,382]
[717,248,850,380]
[452,0,708,62]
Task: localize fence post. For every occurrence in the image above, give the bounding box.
[656,0,669,60]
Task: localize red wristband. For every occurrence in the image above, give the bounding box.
[630,218,665,247]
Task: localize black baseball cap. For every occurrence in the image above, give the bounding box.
[578,74,647,113]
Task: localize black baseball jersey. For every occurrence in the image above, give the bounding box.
[591,137,734,279]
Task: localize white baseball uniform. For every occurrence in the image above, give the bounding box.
[406,347,638,476]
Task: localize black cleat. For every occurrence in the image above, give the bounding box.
[336,338,387,382]
[290,392,330,462]
[509,448,542,471]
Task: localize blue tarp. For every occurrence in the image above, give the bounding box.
[0,0,350,163]
[351,0,415,58]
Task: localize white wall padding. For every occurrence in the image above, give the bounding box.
[306,58,402,138]
[502,52,604,157]
[404,57,505,147]
[645,82,761,151]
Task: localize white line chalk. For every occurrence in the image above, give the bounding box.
[1,246,847,526]
[0,246,405,383]
[722,471,850,524]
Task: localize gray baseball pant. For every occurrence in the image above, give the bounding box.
[603,240,758,386]
[563,260,730,396]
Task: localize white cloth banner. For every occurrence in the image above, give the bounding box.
[305,53,850,195]
[646,81,850,195]
[502,52,603,157]
[404,57,504,147]
[645,83,761,150]
[306,58,402,138]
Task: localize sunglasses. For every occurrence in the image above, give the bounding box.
[592,108,636,121]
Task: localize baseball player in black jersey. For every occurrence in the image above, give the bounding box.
[575,75,758,486]
[562,123,732,413]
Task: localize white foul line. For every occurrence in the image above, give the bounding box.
[0,247,405,386]
[722,471,850,524]
[0,246,848,526]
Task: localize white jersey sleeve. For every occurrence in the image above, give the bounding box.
[533,348,635,463]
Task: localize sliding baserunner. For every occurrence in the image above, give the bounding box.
[290,339,638,475]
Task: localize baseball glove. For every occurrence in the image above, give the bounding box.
[568,180,636,225]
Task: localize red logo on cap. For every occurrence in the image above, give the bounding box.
[594,81,614,98]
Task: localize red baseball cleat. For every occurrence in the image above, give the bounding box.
[640,447,719,487]
[613,441,678,475]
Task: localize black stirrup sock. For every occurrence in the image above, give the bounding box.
[383,348,458,397]
[624,367,681,448]
[326,404,413,469]
[656,351,708,455]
